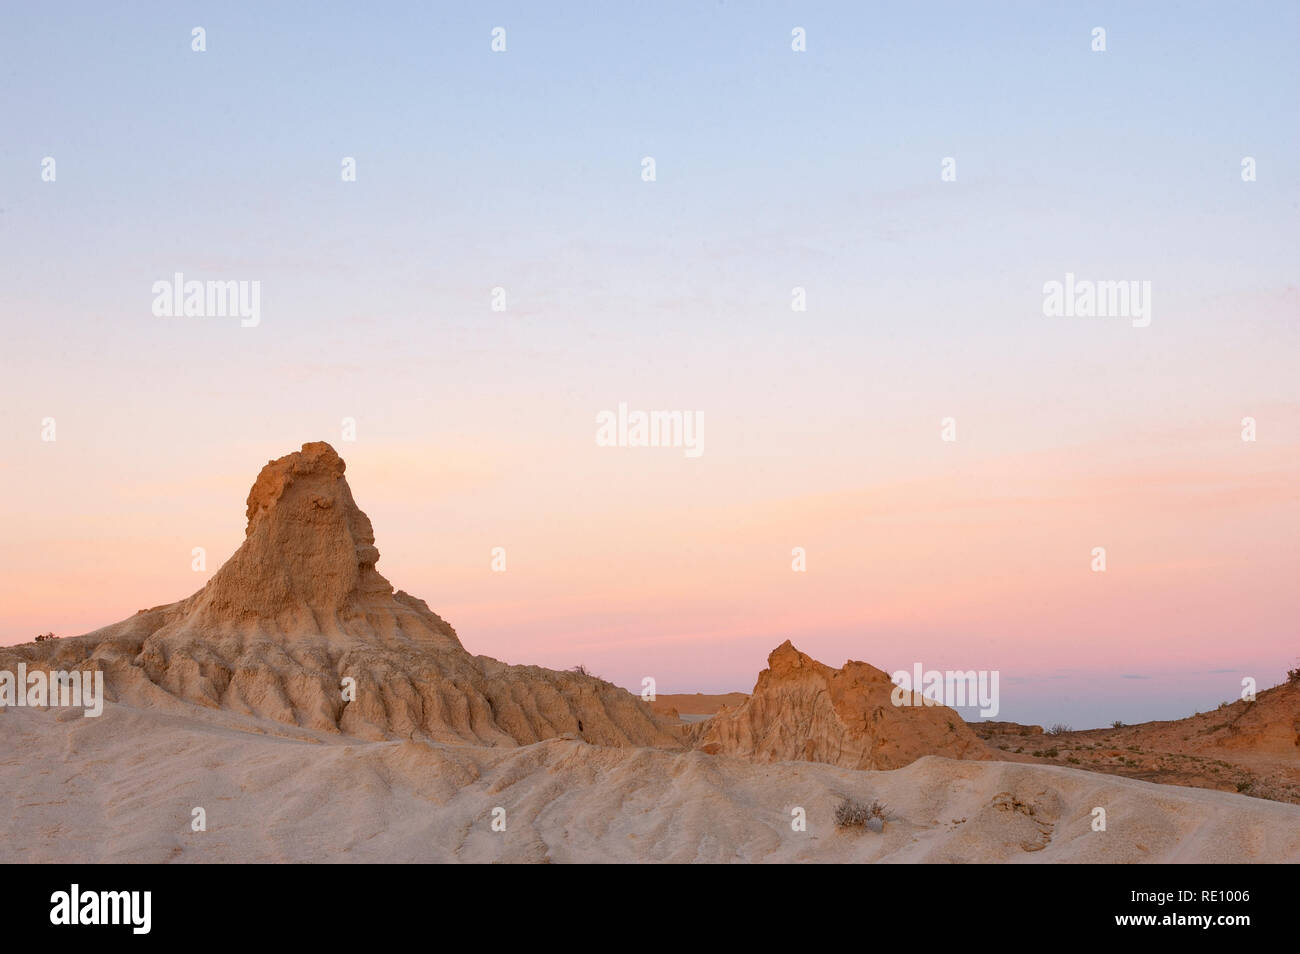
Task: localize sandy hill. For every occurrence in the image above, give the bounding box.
[978,680,1300,803]
[689,641,991,769]
[0,442,675,748]
[1179,680,1300,756]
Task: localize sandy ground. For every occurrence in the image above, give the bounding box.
[3,701,1297,864]
[979,725,1300,804]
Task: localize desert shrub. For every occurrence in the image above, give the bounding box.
[1111,720,1125,728]
[570,664,596,678]
[1046,723,1072,735]
[1067,757,1080,764]
[33,632,56,642]
[834,796,888,831]
[1287,667,1300,684]
[1043,747,1059,758]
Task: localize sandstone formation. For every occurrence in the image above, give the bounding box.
[0,442,677,748]
[689,641,992,769]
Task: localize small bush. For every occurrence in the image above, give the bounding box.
[1287,667,1300,685]
[570,664,596,678]
[1043,747,1059,759]
[33,632,56,643]
[834,796,889,832]
[1047,723,1072,735]
[1111,720,1125,728]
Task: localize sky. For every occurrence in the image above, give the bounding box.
[1,2,1297,727]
